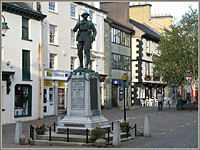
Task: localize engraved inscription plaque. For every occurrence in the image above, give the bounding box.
[71,79,85,110]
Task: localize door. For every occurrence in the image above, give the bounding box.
[58,88,65,113]
[112,85,118,107]
[43,87,54,116]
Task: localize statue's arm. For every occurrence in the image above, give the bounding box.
[92,23,97,37]
[73,22,80,32]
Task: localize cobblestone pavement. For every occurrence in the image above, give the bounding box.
[2,102,198,149]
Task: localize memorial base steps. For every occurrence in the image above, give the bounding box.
[28,130,134,146]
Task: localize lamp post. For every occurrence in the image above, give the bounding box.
[2,15,9,35]
[123,58,131,110]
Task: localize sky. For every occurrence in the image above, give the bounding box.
[94,2,198,23]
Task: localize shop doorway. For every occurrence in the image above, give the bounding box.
[58,88,65,113]
[43,87,54,116]
[112,85,118,107]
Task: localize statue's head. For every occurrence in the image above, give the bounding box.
[81,11,89,19]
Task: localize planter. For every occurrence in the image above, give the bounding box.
[120,126,130,132]
[35,128,46,135]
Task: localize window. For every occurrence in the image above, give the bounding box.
[89,10,93,21]
[145,62,150,75]
[49,2,55,11]
[71,30,76,47]
[146,40,150,53]
[49,53,57,69]
[70,57,76,70]
[112,53,130,71]
[22,50,30,80]
[70,4,76,18]
[111,27,130,47]
[22,17,29,39]
[123,56,131,71]
[15,85,32,117]
[49,25,57,44]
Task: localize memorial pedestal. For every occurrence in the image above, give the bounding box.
[57,71,109,133]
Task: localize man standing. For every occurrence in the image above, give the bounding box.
[73,11,97,69]
[157,92,163,111]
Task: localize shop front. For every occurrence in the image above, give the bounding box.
[43,69,69,116]
[112,79,123,107]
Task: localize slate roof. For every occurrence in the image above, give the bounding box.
[129,19,161,41]
[2,2,46,21]
[105,17,135,34]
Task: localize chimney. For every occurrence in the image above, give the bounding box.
[100,2,132,28]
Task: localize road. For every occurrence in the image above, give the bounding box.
[2,103,198,149]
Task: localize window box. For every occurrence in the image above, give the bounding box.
[146,52,152,56]
[145,75,151,81]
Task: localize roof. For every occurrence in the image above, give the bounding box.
[129,4,152,8]
[129,19,161,41]
[74,2,108,14]
[105,17,135,34]
[2,2,46,21]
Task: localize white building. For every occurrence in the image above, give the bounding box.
[129,19,165,105]
[1,2,46,124]
[32,2,107,116]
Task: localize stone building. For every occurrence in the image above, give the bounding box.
[100,2,134,108]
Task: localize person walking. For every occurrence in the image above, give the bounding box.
[157,92,163,111]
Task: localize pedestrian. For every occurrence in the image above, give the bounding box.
[157,92,163,111]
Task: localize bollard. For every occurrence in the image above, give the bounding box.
[56,116,62,132]
[15,121,22,144]
[144,115,151,137]
[112,120,121,147]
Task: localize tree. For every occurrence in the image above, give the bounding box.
[153,6,198,87]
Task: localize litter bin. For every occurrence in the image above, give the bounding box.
[176,99,183,110]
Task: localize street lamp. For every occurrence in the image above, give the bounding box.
[2,15,9,34]
[123,58,131,110]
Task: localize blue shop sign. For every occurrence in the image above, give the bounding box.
[112,79,122,85]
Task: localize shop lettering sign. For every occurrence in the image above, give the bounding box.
[44,70,68,80]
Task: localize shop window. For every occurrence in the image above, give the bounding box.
[14,85,32,117]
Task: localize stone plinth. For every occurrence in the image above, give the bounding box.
[57,71,109,133]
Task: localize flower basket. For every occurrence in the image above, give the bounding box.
[90,127,106,142]
[34,123,46,135]
[120,121,130,132]
[35,128,46,135]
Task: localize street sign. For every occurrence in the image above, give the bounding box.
[121,76,127,81]
[185,75,193,84]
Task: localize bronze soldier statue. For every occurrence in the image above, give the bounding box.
[73,11,97,69]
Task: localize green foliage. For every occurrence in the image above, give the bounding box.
[120,121,130,127]
[90,127,106,142]
[153,6,198,87]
